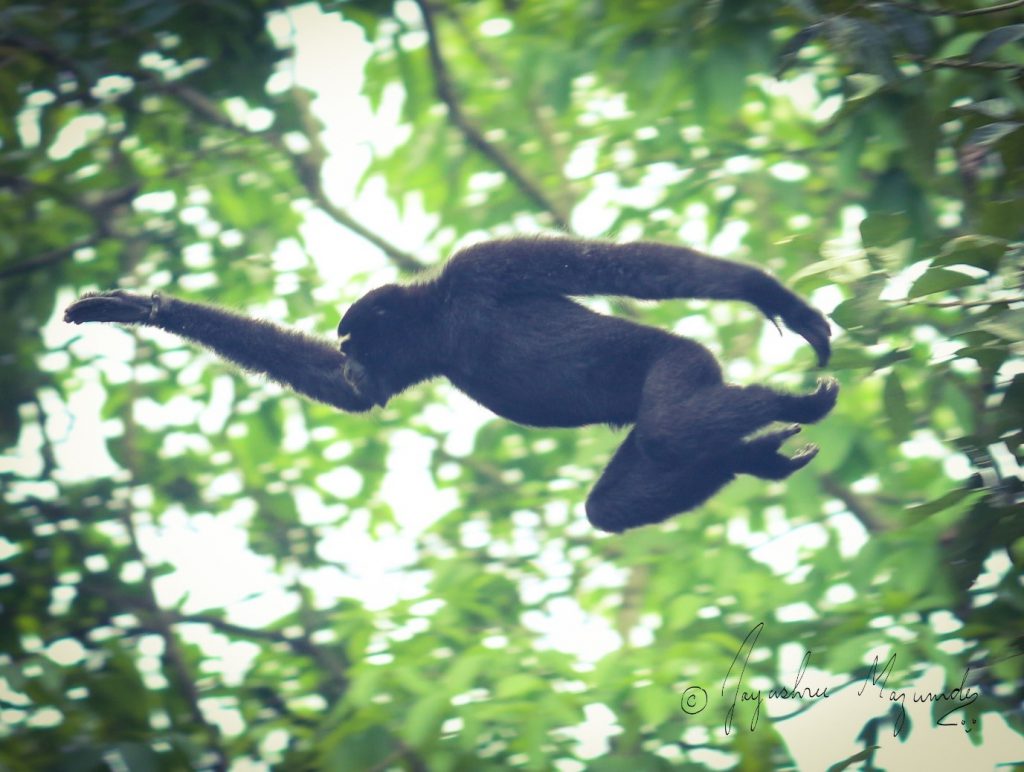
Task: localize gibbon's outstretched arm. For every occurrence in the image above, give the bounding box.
[448,237,831,365]
[64,290,374,412]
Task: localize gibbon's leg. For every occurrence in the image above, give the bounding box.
[585,426,824,532]
[634,346,839,463]
[585,430,737,532]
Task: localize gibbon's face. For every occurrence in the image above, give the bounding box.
[336,284,407,359]
[336,284,410,405]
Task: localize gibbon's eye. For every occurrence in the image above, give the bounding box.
[373,306,387,317]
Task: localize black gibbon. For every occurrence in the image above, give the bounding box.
[66,237,837,532]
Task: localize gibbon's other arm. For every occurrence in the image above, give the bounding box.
[448,237,832,366]
[64,290,374,412]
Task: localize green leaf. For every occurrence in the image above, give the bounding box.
[1011,536,1024,565]
[958,98,1017,119]
[964,121,1023,147]
[403,692,450,747]
[837,115,869,188]
[941,379,976,434]
[980,199,1024,238]
[634,683,672,726]
[968,24,1024,63]
[883,371,911,441]
[831,295,887,331]
[668,594,702,628]
[933,235,1006,273]
[830,18,902,84]
[877,4,934,55]
[496,674,546,698]
[322,727,394,771]
[108,743,160,772]
[860,212,910,248]
[776,23,822,77]
[905,488,977,523]
[809,417,855,472]
[978,309,1024,342]
[907,267,979,298]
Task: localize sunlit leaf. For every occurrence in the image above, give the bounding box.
[907,267,980,298]
[933,235,1006,273]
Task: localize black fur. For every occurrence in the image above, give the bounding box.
[65,236,838,532]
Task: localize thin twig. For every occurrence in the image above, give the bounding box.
[882,0,1024,16]
[953,0,1024,14]
[920,295,1023,308]
[906,54,1024,72]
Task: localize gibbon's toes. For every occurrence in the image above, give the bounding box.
[795,377,839,423]
[789,443,819,467]
[748,424,802,454]
[745,421,798,450]
[818,377,840,410]
[815,376,840,399]
[775,423,802,444]
[734,427,809,479]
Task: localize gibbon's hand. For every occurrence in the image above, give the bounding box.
[775,300,831,367]
[65,290,157,326]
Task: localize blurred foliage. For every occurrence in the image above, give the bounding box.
[1,0,1022,769]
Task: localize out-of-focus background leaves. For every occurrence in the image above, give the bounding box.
[1,0,1021,769]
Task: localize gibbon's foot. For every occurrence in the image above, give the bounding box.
[789,442,819,466]
[810,376,840,418]
[735,425,819,479]
[782,377,839,424]
[758,423,802,449]
[65,290,157,325]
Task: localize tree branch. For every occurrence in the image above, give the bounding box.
[116,365,229,770]
[366,740,430,772]
[438,5,576,213]
[153,78,427,273]
[412,0,572,229]
[906,54,1024,72]
[821,475,890,533]
[72,578,352,703]
[165,608,350,698]
[272,91,428,274]
[883,0,1024,16]
[917,296,1024,308]
[0,174,139,281]
[0,237,98,280]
